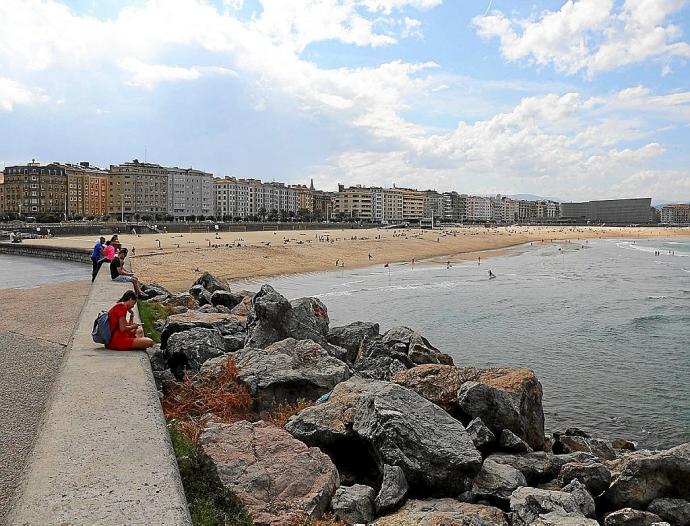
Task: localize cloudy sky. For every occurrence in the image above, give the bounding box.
[1,0,689,200]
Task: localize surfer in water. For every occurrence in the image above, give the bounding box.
[488,270,496,279]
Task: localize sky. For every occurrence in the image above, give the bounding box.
[0,0,689,201]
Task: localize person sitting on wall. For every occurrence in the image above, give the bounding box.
[110,248,142,296]
[90,236,106,279]
[92,239,115,282]
[106,290,154,351]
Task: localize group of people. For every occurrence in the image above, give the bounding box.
[8,231,23,243]
[90,235,152,352]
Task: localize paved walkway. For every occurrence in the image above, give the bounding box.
[0,280,90,524]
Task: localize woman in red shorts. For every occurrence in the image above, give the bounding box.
[107,290,155,351]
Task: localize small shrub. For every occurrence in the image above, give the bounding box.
[264,399,314,428]
[137,300,173,343]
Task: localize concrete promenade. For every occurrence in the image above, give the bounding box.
[6,271,190,525]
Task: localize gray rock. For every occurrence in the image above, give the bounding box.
[161,292,197,309]
[286,377,482,494]
[145,345,168,371]
[604,508,663,526]
[500,429,533,453]
[331,484,375,524]
[153,369,177,391]
[160,310,246,349]
[456,368,545,451]
[560,462,612,496]
[612,438,637,451]
[488,452,560,485]
[245,284,292,348]
[563,479,596,517]
[197,304,218,313]
[222,334,245,353]
[210,290,242,309]
[604,443,690,509]
[214,304,232,314]
[141,282,171,300]
[189,284,205,299]
[165,327,226,375]
[198,289,213,307]
[375,464,408,514]
[327,321,380,364]
[555,434,616,461]
[381,326,441,365]
[510,487,584,526]
[373,499,509,525]
[171,306,188,314]
[534,511,600,525]
[193,271,228,293]
[285,297,330,342]
[472,459,527,501]
[237,338,350,410]
[647,498,690,526]
[353,335,413,380]
[466,417,496,451]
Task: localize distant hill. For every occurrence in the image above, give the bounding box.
[509,193,562,202]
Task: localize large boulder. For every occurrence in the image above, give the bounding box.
[533,512,599,525]
[161,292,198,309]
[236,338,350,411]
[285,297,330,343]
[331,484,375,524]
[354,335,413,380]
[375,464,408,514]
[562,479,596,518]
[381,326,443,365]
[559,462,612,496]
[140,282,171,300]
[211,290,242,310]
[199,420,338,525]
[500,429,533,453]
[193,271,228,293]
[285,377,482,494]
[510,487,585,526]
[472,458,527,501]
[555,433,616,461]
[603,443,690,510]
[456,367,545,450]
[603,508,664,526]
[165,327,226,375]
[327,321,380,364]
[160,310,246,349]
[246,285,292,348]
[647,498,690,525]
[373,499,509,526]
[487,451,594,486]
[391,364,465,413]
[466,417,496,451]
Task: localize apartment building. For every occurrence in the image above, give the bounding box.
[398,188,425,221]
[312,190,333,220]
[561,198,653,224]
[108,160,169,220]
[465,195,492,222]
[214,177,299,219]
[491,195,519,223]
[442,192,465,222]
[661,203,690,223]
[372,187,403,223]
[423,190,444,220]
[333,185,373,221]
[0,173,4,213]
[58,162,109,218]
[167,167,214,219]
[1,161,67,216]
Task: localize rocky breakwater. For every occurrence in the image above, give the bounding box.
[142,273,690,526]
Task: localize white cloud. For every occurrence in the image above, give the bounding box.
[0,77,46,111]
[474,0,690,76]
[119,59,236,89]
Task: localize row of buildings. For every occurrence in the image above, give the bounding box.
[0,160,687,224]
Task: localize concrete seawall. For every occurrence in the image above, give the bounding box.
[0,242,91,264]
[7,270,190,524]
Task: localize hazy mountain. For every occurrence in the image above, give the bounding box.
[509,193,563,202]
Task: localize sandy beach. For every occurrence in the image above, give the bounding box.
[24,225,690,291]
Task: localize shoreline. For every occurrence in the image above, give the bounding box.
[22,226,690,291]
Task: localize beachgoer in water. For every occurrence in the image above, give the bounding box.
[105,290,154,351]
[488,270,496,279]
[110,248,142,296]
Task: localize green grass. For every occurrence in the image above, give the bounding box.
[137,300,174,343]
[169,424,253,526]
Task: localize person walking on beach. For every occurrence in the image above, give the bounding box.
[90,237,106,278]
[110,248,142,296]
[105,290,154,351]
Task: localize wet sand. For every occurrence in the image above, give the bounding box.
[24,225,690,291]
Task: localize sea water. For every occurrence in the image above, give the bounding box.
[232,238,690,448]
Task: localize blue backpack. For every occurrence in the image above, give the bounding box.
[92,311,112,345]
